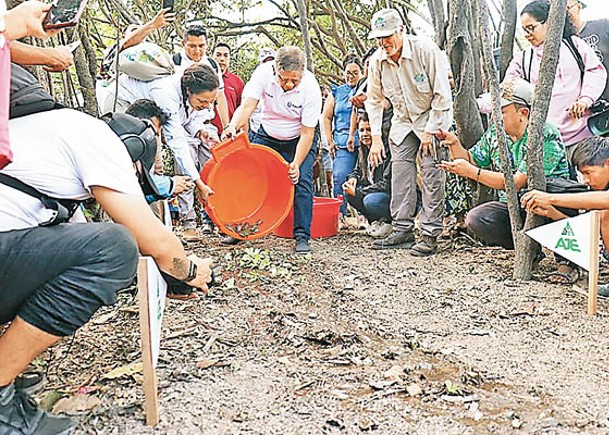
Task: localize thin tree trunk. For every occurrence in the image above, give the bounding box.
[427,0,447,49]
[499,0,517,80]
[476,0,522,240]
[295,0,314,72]
[513,0,568,280]
[447,0,484,148]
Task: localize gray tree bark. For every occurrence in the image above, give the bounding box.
[476,0,522,237]
[427,0,447,49]
[498,0,517,80]
[294,0,314,73]
[447,0,484,148]
[513,0,568,280]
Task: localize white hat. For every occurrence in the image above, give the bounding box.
[258,48,276,63]
[368,9,403,39]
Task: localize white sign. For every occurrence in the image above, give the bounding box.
[145,258,167,367]
[526,213,593,271]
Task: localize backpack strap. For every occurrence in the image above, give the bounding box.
[522,48,533,82]
[207,57,220,74]
[563,36,585,84]
[172,52,182,66]
[0,173,80,226]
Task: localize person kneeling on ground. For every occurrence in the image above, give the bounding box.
[0,108,213,434]
[342,112,393,238]
[437,78,579,284]
[522,136,609,294]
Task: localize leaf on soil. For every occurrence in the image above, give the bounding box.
[369,379,397,390]
[329,389,350,400]
[196,358,220,369]
[102,361,143,380]
[406,383,423,397]
[39,391,64,411]
[92,310,118,325]
[52,394,101,414]
[383,364,404,381]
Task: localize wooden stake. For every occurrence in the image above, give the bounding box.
[588,211,601,316]
[137,258,160,426]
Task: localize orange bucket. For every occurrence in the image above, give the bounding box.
[273,196,342,239]
[200,133,294,240]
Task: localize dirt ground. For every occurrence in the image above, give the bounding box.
[36,229,609,434]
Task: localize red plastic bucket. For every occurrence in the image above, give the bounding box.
[200,133,294,240]
[273,196,342,239]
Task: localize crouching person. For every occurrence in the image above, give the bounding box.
[0,108,213,434]
[437,79,578,283]
[342,112,393,238]
[522,137,609,293]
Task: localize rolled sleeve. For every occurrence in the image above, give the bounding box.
[364,53,386,138]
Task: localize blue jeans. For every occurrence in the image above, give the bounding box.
[251,126,316,241]
[346,191,391,223]
[333,147,358,214]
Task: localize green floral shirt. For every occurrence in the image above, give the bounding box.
[470,123,570,202]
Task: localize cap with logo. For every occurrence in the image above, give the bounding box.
[368,8,403,39]
[500,78,534,108]
[258,48,276,63]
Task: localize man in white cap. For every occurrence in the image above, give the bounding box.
[567,0,609,102]
[365,8,452,255]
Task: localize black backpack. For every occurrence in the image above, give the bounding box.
[172,52,220,73]
[9,63,63,119]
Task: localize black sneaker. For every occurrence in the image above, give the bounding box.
[0,383,74,435]
[295,239,311,254]
[220,236,241,246]
[371,231,415,250]
[14,372,44,395]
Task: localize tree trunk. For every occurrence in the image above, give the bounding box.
[427,0,446,49]
[513,0,568,280]
[476,0,522,242]
[294,0,314,73]
[498,0,517,80]
[447,0,484,149]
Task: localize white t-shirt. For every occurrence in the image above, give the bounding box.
[118,72,208,181]
[0,109,142,231]
[242,62,322,140]
[175,51,225,92]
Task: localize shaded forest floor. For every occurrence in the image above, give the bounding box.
[35,229,609,434]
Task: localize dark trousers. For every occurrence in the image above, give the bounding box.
[250,126,316,241]
[346,191,391,223]
[0,223,138,336]
[466,201,571,264]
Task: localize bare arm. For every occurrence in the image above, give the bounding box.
[120,8,174,51]
[10,41,73,71]
[92,186,212,289]
[215,91,230,128]
[438,158,528,191]
[321,94,335,148]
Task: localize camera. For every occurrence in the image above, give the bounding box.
[430,135,450,163]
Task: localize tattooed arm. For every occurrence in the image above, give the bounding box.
[92,186,212,289]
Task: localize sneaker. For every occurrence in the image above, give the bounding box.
[295,239,311,254]
[14,372,44,395]
[182,228,201,242]
[597,284,609,298]
[220,235,241,246]
[410,235,438,257]
[371,230,415,250]
[200,222,213,234]
[369,222,393,239]
[366,221,381,237]
[0,383,74,435]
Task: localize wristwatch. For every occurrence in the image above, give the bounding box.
[182,260,198,283]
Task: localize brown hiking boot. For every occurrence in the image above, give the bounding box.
[410,235,438,257]
[371,230,415,250]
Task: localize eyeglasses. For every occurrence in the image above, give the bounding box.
[522,21,545,35]
[277,73,301,87]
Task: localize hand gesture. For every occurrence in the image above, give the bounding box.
[567,100,590,120]
[288,162,300,184]
[151,8,175,29]
[42,45,73,72]
[221,124,237,141]
[437,158,475,178]
[368,136,385,168]
[172,176,193,195]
